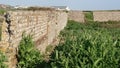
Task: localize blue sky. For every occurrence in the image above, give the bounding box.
[0,0,120,10]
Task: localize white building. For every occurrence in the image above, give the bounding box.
[51,6,70,11]
[14,5,28,9]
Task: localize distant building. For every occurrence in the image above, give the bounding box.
[51,6,70,11]
[14,5,28,9]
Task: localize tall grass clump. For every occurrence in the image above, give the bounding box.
[17,34,43,68]
[0,9,6,15]
[47,20,120,68]
[0,17,3,41]
[0,26,1,41]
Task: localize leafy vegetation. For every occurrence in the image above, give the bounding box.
[17,34,43,68]
[43,20,120,68]
[0,51,7,68]
[17,20,120,68]
[0,9,6,15]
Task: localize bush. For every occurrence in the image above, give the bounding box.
[17,34,43,68]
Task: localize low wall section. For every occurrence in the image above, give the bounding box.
[68,11,120,22]
[93,11,120,22]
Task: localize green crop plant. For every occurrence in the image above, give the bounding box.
[17,34,43,68]
[17,20,120,68]
[46,20,120,68]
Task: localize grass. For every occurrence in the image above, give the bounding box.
[0,9,6,15]
[0,25,1,41]
[0,9,4,41]
[0,18,3,41]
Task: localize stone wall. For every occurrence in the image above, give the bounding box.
[1,9,120,68]
[0,9,68,68]
[68,11,120,22]
[68,10,85,23]
[93,11,120,22]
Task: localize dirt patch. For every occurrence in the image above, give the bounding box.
[35,34,47,47]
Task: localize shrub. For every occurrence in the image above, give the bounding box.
[17,34,43,68]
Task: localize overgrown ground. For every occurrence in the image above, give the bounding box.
[46,20,119,67]
[16,20,120,68]
[36,20,120,68]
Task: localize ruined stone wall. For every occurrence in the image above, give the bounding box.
[68,10,85,23]
[0,9,68,68]
[68,11,120,22]
[93,11,120,22]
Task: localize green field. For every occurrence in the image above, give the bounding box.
[42,20,120,68]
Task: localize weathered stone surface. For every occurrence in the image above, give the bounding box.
[0,41,9,53]
[93,11,120,22]
[68,11,120,22]
[0,9,68,68]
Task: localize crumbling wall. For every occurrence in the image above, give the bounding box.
[0,9,68,68]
